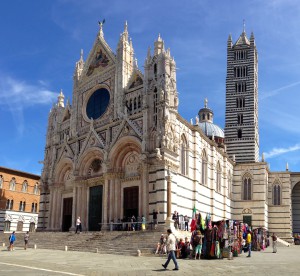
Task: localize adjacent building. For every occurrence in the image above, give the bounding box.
[0,166,40,232]
[38,22,300,241]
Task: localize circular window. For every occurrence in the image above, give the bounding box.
[86,88,110,120]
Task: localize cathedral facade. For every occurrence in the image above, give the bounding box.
[39,23,300,241]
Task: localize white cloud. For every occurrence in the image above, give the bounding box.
[0,75,58,107]
[264,144,300,158]
[261,81,300,100]
[0,75,58,137]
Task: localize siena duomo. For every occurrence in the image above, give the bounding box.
[38,22,300,242]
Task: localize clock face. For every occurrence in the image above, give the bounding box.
[86,88,110,120]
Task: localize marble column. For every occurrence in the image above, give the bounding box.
[70,185,77,231]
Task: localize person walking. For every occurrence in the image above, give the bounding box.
[8,231,16,251]
[75,216,82,234]
[272,233,277,253]
[246,230,252,257]
[162,229,179,271]
[24,231,29,250]
[184,215,189,231]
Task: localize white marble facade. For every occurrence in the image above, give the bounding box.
[38,23,299,241]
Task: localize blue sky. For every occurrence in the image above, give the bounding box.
[1,0,300,175]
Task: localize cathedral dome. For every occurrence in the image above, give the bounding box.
[197,98,225,143]
[198,121,224,139]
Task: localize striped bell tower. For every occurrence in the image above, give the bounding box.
[224,25,259,163]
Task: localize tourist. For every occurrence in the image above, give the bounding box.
[141,215,146,231]
[184,215,189,231]
[162,229,179,271]
[155,234,166,255]
[24,231,29,250]
[75,216,82,234]
[8,231,16,251]
[194,230,203,260]
[246,230,252,257]
[272,233,277,253]
[153,209,159,229]
[182,237,191,258]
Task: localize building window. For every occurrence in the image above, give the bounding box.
[29,222,36,232]
[243,176,252,200]
[0,175,3,188]
[33,183,39,195]
[4,221,11,232]
[216,162,221,193]
[235,50,248,60]
[31,202,38,213]
[153,87,158,126]
[234,66,248,78]
[237,114,243,124]
[19,201,26,211]
[22,181,28,192]
[202,150,208,185]
[236,97,245,108]
[9,178,16,191]
[6,199,14,210]
[238,129,242,138]
[273,184,281,205]
[181,136,188,176]
[235,82,247,93]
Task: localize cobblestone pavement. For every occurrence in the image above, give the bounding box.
[0,245,299,276]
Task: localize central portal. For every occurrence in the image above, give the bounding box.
[89,185,103,231]
[123,186,139,219]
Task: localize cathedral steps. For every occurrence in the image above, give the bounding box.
[1,230,187,256]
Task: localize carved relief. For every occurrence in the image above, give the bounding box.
[124,153,140,178]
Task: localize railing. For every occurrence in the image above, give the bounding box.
[98,221,157,231]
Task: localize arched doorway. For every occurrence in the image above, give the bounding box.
[292,182,300,234]
[123,186,139,219]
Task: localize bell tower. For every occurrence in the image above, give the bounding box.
[224,26,259,163]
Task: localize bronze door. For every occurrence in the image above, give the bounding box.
[89,185,103,231]
[62,197,73,231]
[123,186,139,219]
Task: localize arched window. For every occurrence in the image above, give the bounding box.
[202,150,208,185]
[33,183,39,195]
[22,181,28,192]
[243,175,252,200]
[6,199,14,210]
[9,178,16,191]
[273,184,281,205]
[19,201,26,211]
[216,162,221,192]
[181,136,188,176]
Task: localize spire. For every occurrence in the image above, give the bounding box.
[286,162,289,171]
[57,89,65,108]
[123,20,129,41]
[243,19,246,33]
[154,34,164,55]
[204,98,208,108]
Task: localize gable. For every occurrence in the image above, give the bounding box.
[83,35,116,78]
[127,71,143,90]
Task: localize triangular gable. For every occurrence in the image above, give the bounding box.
[110,117,142,149]
[127,70,144,90]
[79,127,105,155]
[56,143,74,164]
[83,35,116,77]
